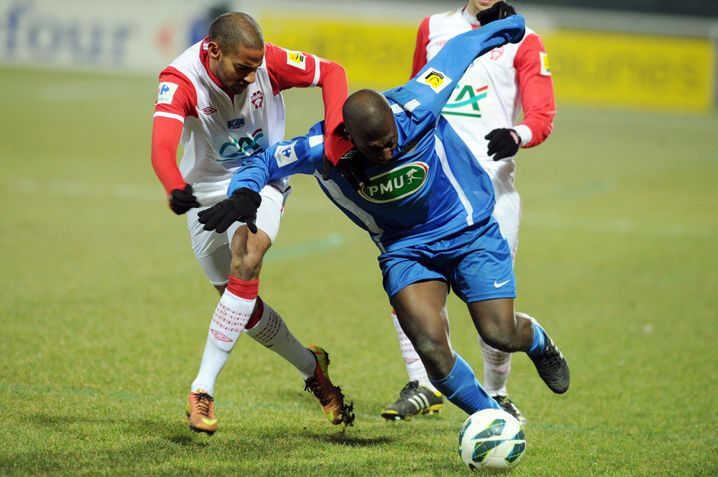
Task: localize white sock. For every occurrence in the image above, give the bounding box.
[392,311,439,393]
[191,288,254,396]
[245,298,316,378]
[479,320,515,396]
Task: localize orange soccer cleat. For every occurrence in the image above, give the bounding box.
[186,389,218,435]
[304,346,355,427]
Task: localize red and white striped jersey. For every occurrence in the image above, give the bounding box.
[412,7,555,163]
[151,38,349,202]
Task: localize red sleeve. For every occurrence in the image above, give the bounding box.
[410,17,431,78]
[265,43,351,164]
[151,68,197,194]
[514,34,556,148]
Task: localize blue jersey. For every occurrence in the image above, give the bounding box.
[228,16,525,253]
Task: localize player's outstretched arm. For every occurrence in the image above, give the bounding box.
[229,124,326,196]
[265,44,352,165]
[200,125,326,235]
[385,15,525,137]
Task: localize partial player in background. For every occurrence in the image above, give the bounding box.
[381,0,555,423]
[150,12,355,434]
[199,13,569,426]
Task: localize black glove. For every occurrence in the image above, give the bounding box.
[169,184,200,215]
[485,128,521,161]
[476,1,517,26]
[197,188,261,234]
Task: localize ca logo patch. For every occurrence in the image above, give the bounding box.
[359,162,429,203]
[219,128,265,160]
[418,68,452,93]
[287,50,306,70]
[443,84,489,118]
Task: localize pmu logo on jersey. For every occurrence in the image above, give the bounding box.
[227,118,245,129]
[286,50,306,70]
[418,69,452,94]
[442,84,489,118]
[359,162,429,204]
[219,128,265,160]
[156,82,178,104]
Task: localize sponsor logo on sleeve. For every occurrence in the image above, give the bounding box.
[274,142,299,167]
[286,50,306,70]
[418,68,452,93]
[540,52,551,76]
[156,82,178,104]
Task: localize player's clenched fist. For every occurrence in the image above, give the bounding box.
[198,188,262,234]
[169,184,201,215]
[485,128,521,161]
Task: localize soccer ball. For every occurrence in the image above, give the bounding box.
[458,408,526,472]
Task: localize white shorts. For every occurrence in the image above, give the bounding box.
[481,159,521,258]
[187,185,290,285]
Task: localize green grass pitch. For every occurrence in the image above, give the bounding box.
[0,66,716,476]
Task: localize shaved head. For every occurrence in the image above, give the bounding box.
[343,89,393,141]
[343,89,398,164]
[209,12,264,54]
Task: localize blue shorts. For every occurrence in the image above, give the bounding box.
[378,216,516,303]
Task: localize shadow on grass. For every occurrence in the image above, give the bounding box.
[28,413,117,426]
[320,431,392,447]
[128,418,213,448]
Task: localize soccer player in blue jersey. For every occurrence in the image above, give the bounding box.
[198,14,569,416]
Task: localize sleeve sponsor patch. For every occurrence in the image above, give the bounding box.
[417,68,452,93]
[540,52,551,76]
[286,50,307,70]
[274,142,299,167]
[156,82,179,104]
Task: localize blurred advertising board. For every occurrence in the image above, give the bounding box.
[1,0,714,112]
[259,10,715,113]
[543,30,715,113]
[0,0,213,74]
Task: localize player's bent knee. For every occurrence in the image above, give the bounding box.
[480,330,522,353]
[413,337,453,377]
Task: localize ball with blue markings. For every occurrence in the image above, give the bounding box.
[458,408,526,471]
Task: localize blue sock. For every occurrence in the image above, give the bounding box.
[429,353,500,415]
[527,321,547,358]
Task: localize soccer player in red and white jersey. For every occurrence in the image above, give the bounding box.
[381,1,555,424]
[151,12,355,434]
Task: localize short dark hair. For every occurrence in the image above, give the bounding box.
[343,89,393,139]
[209,12,264,53]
